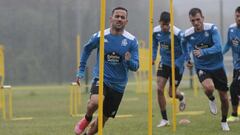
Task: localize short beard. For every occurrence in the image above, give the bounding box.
[112,25,124,32]
[237,23,240,28]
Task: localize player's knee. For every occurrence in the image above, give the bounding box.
[168,90,173,98]
[230,82,238,94]
[87,100,98,109]
[157,88,164,96]
[219,93,228,102]
[204,84,215,91]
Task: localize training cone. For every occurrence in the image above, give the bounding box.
[179,118,191,125]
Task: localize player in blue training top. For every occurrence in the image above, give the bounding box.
[74,7,139,135]
[182,8,230,131]
[152,11,186,127]
[222,6,240,123]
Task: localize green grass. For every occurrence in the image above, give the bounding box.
[0,83,239,135]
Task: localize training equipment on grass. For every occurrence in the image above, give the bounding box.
[148,1,153,135]
[0,45,5,110]
[69,82,81,117]
[179,118,191,125]
[1,85,13,120]
[98,1,106,134]
[169,0,177,132]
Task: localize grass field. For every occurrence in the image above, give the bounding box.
[0,83,239,135]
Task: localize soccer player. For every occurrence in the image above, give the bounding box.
[152,11,186,127]
[222,6,240,123]
[74,7,139,135]
[182,8,230,131]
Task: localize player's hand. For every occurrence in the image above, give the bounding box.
[186,61,193,69]
[125,52,131,61]
[76,77,81,86]
[152,61,155,65]
[193,47,201,57]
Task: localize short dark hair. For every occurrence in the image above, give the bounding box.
[189,8,203,17]
[159,11,170,23]
[235,6,240,13]
[112,6,128,16]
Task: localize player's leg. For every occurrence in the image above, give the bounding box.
[86,85,123,134]
[212,68,230,131]
[218,90,230,131]
[86,116,109,135]
[156,64,170,127]
[75,79,101,135]
[227,69,240,122]
[196,69,217,115]
[168,67,185,111]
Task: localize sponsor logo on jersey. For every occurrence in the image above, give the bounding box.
[196,43,211,49]
[232,37,240,46]
[105,52,122,64]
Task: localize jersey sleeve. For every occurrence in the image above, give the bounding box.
[152,32,159,61]
[77,33,99,78]
[181,35,191,62]
[200,25,222,56]
[125,38,139,71]
[222,28,231,55]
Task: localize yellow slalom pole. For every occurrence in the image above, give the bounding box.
[170,0,177,132]
[99,0,106,134]
[148,0,153,134]
[70,85,73,116]
[0,45,5,109]
[2,87,6,120]
[193,75,198,97]
[74,85,78,115]
[76,34,80,69]
[76,34,81,111]
[9,87,13,119]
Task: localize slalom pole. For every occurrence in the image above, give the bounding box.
[148,0,154,134]
[98,0,106,134]
[170,0,177,132]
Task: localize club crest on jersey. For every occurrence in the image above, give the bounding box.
[121,39,128,46]
[204,32,209,37]
[104,39,108,43]
[190,36,195,40]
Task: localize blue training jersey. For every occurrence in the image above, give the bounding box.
[77,28,139,93]
[152,25,185,74]
[222,23,240,70]
[183,23,224,70]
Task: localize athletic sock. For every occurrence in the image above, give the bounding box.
[221,115,227,122]
[85,114,92,122]
[161,110,168,120]
[178,94,183,101]
[232,112,238,117]
[208,95,215,101]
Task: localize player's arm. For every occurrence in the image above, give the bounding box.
[181,35,193,69]
[181,35,191,62]
[222,28,231,55]
[76,34,98,85]
[125,39,139,71]
[200,26,222,56]
[152,33,159,65]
